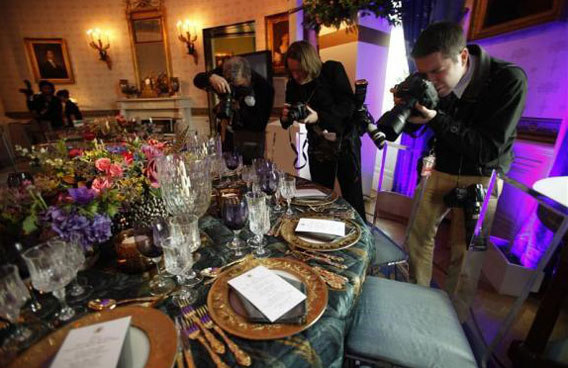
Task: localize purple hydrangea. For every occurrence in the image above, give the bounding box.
[43,207,112,250]
[68,187,96,205]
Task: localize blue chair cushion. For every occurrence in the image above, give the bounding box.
[346,277,477,368]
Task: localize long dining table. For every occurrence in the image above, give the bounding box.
[2,180,375,368]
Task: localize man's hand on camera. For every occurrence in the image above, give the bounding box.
[301,105,318,125]
[408,102,437,125]
[209,74,231,94]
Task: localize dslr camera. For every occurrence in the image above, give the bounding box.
[443,184,488,250]
[367,73,439,149]
[288,103,309,122]
[216,85,256,121]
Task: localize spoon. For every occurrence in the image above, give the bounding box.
[200,255,253,279]
[87,295,164,311]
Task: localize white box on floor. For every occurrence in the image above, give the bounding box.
[482,238,544,296]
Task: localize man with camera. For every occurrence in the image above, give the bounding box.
[280,41,365,219]
[19,80,64,143]
[401,22,527,320]
[193,56,274,164]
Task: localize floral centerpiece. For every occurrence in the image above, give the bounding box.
[3,137,170,251]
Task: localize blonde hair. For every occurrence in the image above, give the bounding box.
[285,41,322,81]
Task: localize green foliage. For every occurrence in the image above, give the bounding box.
[303,0,402,30]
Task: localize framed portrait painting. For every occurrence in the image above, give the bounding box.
[24,38,74,84]
[265,12,289,76]
[468,0,564,40]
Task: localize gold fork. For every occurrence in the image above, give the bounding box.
[179,300,226,354]
[179,317,229,368]
[197,306,252,366]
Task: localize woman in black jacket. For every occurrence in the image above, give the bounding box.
[280,41,365,219]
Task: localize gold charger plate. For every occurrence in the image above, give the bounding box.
[8,306,177,368]
[291,185,338,207]
[280,214,361,252]
[207,257,328,340]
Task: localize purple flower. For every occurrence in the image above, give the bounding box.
[86,214,112,244]
[68,187,95,205]
[106,145,127,154]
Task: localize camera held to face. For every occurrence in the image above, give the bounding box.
[368,73,439,149]
[443,184,488,251]
[288,103,309,122]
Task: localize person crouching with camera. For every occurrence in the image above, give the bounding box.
[280,41,366,219]
[402,22,527,321]
[193,56,274,164]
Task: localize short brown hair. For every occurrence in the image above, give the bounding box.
[411,22,466,61]
[285,41,322,80]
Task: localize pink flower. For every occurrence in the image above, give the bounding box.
[108,164,123,178]
[121,152,134,165]
[95,158,111,173]
[91,177,112,194]
[144,158,159,188]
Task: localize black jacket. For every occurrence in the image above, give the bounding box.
[193,68,274,133]
[26,93,63,129]
[425,44,527,176]
[281,60,355,139]
[64,100,82,124]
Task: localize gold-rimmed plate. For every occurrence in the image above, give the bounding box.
[8,306,177,368]
[291,185,338,207]
[280,215,361,252]
[207,257,328,340]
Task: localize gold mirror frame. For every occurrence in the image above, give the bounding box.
[126,0,173,89]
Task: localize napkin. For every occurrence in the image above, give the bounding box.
[231,275,307,325]
[296,224,354,242]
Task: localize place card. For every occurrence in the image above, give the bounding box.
[227,266,306,323]
[295,218,346,237]
[50,316,132,368]
[295,188,328,198]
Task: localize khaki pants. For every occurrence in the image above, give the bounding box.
[407,170,502,321]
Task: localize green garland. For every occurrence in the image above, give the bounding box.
[303,0,402,30]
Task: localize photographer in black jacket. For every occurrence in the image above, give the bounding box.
[280,41,365,219]
[404,22,527,321]
[194,56,274,163]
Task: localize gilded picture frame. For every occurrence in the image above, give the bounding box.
[468,0,565,40]
[265,12,289,76]
[24,38,74,84]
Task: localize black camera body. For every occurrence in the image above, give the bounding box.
[443,184,487,250]
[353,79,384,146]
[288,103,309,122]
[370,73,439,149]
[217,90,236,120]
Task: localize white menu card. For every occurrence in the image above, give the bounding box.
[295,188,328,198]
[228,266,306,322]
[295,218,346,237]
[50,316,132,368]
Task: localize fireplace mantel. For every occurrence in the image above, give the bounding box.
[116,96,194,129]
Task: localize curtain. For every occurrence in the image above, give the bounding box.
[391,0,466,196]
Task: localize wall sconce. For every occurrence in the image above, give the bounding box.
[177,20,198,64]
[86,28,111,69]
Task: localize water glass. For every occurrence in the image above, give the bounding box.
[274,169,286,212]
[161,236,198,306]
[22,242,76,322]
[0,264,32,343]
[281,177,297,216]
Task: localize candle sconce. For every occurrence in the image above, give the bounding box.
[87,28,112,69]
[177,20,198,64]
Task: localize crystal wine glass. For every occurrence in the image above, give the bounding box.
[0,264,32,344]
[63,235,94,302]
[260,167,279,207]
[170,214,203,287]
[22,242,76,322]
[135,222,176,295]
[273,169,286,212]
[161,236,198,306]
[246,192,271,257]
[222,196,249,259]
[281,176,297,216]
